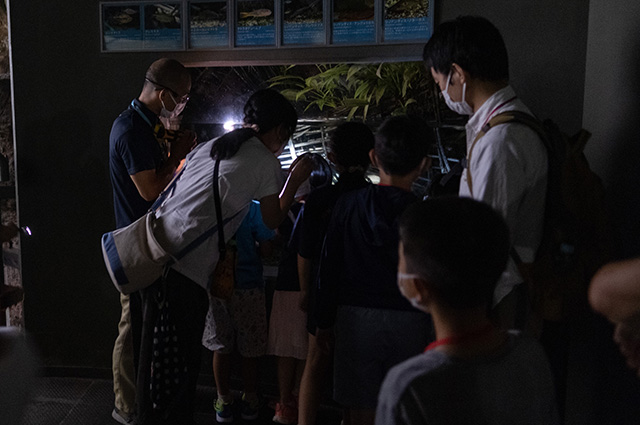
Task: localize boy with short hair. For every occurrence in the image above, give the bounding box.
[315,115,434,425]
[376,197,559,425]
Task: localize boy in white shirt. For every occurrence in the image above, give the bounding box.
[423,16,547,329]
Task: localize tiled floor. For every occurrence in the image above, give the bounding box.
[21,376,342,425]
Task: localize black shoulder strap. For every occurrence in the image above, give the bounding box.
[213,155,226,258]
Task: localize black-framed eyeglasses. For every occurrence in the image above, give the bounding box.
[145,77,190,104]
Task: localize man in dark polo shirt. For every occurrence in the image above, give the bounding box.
[108,58,195,425]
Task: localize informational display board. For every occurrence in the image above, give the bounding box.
[143,3,183,49]
[384,0,431,42]
[236,0,275,47]
[332,0,375,44]
[189,1,229,48]
[102,4,143,51]
[283,0,325,46]
[100,0,433,52]
[102,2,183,51]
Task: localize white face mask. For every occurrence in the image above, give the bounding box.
[160,91,187,120]
[397,272,428,312]
[442,71,473,116]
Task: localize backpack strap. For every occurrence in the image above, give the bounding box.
[166,155,240,263]
[213,154,227,259]
[465,110,545,197]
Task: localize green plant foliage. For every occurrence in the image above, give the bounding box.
[268,62,435,122]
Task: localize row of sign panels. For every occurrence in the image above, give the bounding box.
[101,0,433,52]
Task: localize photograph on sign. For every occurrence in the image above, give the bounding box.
[384,0,431,42]
[283,0,324,46]
[102,4,143,51]
[189,1,229,48]
[143,3,183,50]
[236,0,275,47]
[332,0,375,44]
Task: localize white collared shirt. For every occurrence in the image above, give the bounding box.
[460,86,548,305]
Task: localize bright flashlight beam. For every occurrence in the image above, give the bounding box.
[223,120,236,132]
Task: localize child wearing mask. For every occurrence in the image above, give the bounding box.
[376,197,559,425]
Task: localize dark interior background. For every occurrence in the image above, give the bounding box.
[7,0,640,423]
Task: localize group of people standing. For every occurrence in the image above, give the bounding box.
[108,14,562,425]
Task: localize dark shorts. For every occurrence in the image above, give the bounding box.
[332,305,433,409]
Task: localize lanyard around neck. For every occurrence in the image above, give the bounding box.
[130,100,154,128]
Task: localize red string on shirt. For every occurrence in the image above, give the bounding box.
[424,323,496,352]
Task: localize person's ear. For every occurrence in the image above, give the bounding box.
[398,274,433,312]
[159,88,169,103]
[413,276,435,309]
[450,63,468,85]
[368,149,378,168]
[408,157,430,181]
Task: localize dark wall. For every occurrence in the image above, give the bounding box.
[584,0,640,258]
[577,2,640,422]
[10,1,160,367]
[9,0,590,368]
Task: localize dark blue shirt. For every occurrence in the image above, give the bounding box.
[298,172,369,261]
[109,99,163,228]
[316,184,418,329]
[275,202,304,291]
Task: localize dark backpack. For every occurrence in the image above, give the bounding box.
[477,111,613,321]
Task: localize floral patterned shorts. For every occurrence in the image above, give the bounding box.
[201,287,267,357]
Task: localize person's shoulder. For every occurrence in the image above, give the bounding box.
[332,183,370,212]
[341,182,374,200]
[240,137,280,167]
[480,118,545,164]
[492,102,545,145]
[110,109,134,135]
[110,107,148,146]
[381,351,450,403]
[237,135,267,154]
[385,351,449,388]
[365,185,417,217]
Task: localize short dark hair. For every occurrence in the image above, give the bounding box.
[399,197,510,310]
[144,58,190,93]
[374,115,433,176]
[423,16,509,82]
[329,122,374,170]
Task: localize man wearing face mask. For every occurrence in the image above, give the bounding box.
[423,16,548,332]
[108,57,195,425]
